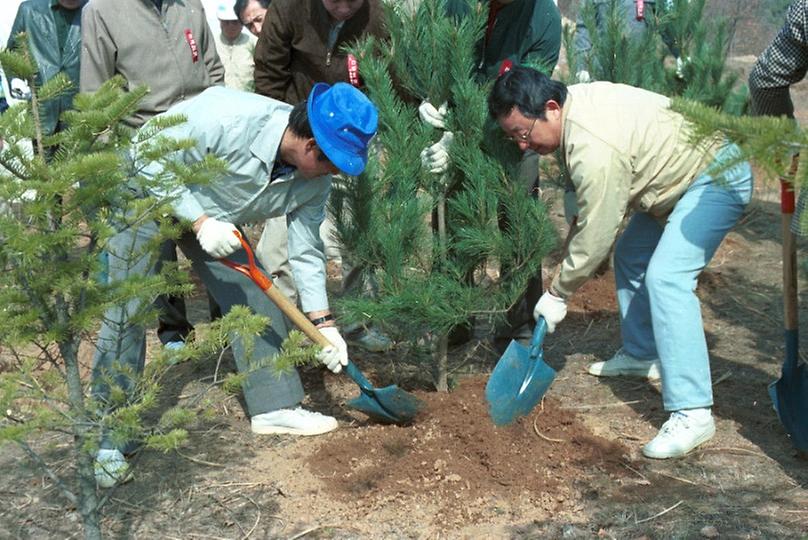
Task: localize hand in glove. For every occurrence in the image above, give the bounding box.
[533,290,568,334]
[195,217,241,258]
[317,326,349,373]
[420,131,454,175]
[418,101,448,129]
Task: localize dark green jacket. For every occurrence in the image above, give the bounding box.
[8,0,85,134]
[446,0,561,81]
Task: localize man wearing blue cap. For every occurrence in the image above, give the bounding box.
[93,82,378,488]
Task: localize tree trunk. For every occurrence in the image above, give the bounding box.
[61,336,103,540]
[433,334,449,392]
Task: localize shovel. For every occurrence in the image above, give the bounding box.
[485,316,556,426]
[221,232,423,425]
[769,169,808,452]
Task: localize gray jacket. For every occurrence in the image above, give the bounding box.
[80,0,224,128]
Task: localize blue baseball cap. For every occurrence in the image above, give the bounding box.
[307,82,378,176]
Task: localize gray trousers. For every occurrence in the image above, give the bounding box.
[93,219,305,450]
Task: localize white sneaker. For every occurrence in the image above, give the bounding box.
[251,407,338,436]
[352,326,393,352]
[642,409,716,459]
[94,449,131,488]
[588,348,661,380]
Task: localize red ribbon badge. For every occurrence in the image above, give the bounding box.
[184,29,199,63]
[498,59,513,77]
[347,54,361,87]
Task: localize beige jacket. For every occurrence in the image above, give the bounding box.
[552,82,722,298]
[214,31,257,92]
[80,0,224,128]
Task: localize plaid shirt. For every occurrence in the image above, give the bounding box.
[748,0,808,233]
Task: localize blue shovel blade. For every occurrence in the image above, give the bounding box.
[769,329,808,451]
[486,319,557,426]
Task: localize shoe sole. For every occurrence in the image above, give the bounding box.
[251,423,338,436]
[588,365,661,380]
[642,425,716,459]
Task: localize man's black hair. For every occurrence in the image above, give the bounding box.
[234,0,270,20]
[288,100,314,139]
[488,66,568,120]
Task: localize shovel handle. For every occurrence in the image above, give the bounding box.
[529,317,548,359]
[221,232,375,392]
[782,154,799,332]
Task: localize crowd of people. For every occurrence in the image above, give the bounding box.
[1,0,804,488]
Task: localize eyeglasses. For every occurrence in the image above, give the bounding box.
[505,117,537,143]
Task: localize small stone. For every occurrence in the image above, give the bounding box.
[700,525,719,538]
[445,473,461,482]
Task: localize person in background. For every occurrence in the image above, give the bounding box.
[81,0,225,351]
[490,66,753,459]
[7,0,87,153]
[252,0,390,351]
[92,82,377,488]
[572,0,681,83]
[422,0,562,343]
[234,0,270,37]
[214,0,257,91]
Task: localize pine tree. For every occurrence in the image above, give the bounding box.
[0,39,286,539]
[565,0,747,114]
[330,0,557,391]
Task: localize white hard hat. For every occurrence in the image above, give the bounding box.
[216,1,239,21]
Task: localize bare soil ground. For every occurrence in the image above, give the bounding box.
[2,176,806,539]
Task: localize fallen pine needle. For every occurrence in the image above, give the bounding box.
[654,470,699,486]
[287,525,338,540]
[699,447,769,459]
[533,416,563,443]
[712,371,732,386]
[621,462,649,484]
[561,399,643,410]
[634,500,684,524]
[176,450,225,468]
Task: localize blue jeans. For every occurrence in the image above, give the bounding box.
[613,144,753,411]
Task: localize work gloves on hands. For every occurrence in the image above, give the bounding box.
[419,100,453,175]
[196,217,241,258]
[317,326,349,373]
[575,70,591,84]
[534,290,568,334]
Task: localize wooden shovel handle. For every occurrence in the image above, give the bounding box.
[221,232,332,348]
[782,154,799,332]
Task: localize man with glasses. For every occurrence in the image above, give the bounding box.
[489,66,753,459]
[94,82,378,487]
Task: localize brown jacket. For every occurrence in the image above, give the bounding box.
[253,0,386,104]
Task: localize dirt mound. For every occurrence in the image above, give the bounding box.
[311,376,628,519]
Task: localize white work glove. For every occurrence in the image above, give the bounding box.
[418,100,448,129]
[420,131,454,174]
[317,326,349,373]
[575,70,591,84]
[533,290,568,334]
[10,78,31,100]
[196,218,241,258]
[563,190,579,225]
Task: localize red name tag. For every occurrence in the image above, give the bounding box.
[184,29,199,63]
[347,54,361,87]
[498,59,513,76]
[636,0,645,20]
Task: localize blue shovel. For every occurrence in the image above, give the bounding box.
[485,316,556,426]
[769,177,808,451]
